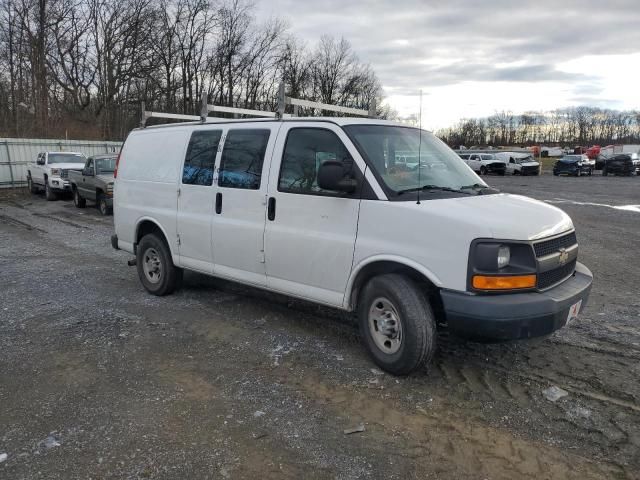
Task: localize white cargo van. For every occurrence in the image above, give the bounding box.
[495,152,540,175]
[112,118,592,375]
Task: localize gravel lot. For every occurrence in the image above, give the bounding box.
[1,172,639,479]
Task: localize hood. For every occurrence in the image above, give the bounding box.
[520,161,540,166]
[96,174,115,183]
[482,160,505,165]
[50,162,85,169]
[559,158,579,164]
[394,193,573,241]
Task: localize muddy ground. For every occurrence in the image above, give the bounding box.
[0,172,639,479]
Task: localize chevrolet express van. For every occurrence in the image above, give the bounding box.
[111,118,592,375]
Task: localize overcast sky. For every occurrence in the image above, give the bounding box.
[256,0,640,130]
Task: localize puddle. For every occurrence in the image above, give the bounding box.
[546,199,640,213]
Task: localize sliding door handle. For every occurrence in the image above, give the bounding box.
[267,197,276,221]
[215,192,222,214]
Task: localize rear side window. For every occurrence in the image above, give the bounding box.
[218,129,270,189]
[278,128,353,195]
[182,130,222,186]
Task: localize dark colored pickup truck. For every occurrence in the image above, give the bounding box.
[69,154,118,215]
[602,153,640,177]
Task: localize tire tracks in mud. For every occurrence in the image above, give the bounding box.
[0,213,47,233]
[277,365,628,480]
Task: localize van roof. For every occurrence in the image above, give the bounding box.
[137,117,422,132]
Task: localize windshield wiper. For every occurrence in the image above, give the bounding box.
[396,185,475,195]
[459,183,499,195]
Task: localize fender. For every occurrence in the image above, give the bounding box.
[134,216,179,264]
[344,254,443,309]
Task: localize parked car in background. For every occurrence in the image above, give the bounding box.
[602,153,640,177]
[69,154,118,215]
[595,154,609,170]
[494,152,540,175]
[458,153,506,175]
[553,154,593,176]
[111,118,592,375]
[540,146,565,158]
[28,151,86,200]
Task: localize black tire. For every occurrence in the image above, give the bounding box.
[480,166,487,175]
[27,174,38,194]
[498,171,505,176]
[44,180,57,201]
[602,168,608,177]
[73,188,86,208]
[358,274,436,375]
[97,192,111,216]
[136,233,182,296]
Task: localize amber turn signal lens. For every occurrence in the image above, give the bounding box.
[472,274,536,290]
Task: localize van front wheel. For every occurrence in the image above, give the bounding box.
[358,274,436,375]
[136,234,182,296]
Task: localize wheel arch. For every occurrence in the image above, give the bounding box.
[135,218,174,257]
[345,256,443,313]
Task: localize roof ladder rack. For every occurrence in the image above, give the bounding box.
[140,81,377,127]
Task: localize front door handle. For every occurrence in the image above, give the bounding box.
[267,197,276,221]
[215,192,222,214]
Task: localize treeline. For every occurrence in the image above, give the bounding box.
[437,107,640,147]
[0,0,386,141]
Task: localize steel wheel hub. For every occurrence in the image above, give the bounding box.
[143,248,162,284]
[368,297,403,354]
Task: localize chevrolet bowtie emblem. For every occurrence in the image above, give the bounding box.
[558,248,569,266]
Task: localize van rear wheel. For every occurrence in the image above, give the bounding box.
[136,234,182,296]
[358,274,436,375]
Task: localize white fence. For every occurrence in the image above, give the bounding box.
[0,138,122,188]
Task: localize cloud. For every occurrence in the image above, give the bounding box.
[256,0,640,124]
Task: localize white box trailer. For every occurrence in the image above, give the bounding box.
[600,144,640,157]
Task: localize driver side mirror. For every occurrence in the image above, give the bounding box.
[83,167,94,176]
[317,160,358,193]
[37,158,45,165]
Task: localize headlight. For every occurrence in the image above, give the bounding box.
[50,168,61,176]
[497,245,510,269]
[468,241,537,292]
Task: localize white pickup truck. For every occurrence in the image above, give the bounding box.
[112,118,592,375]
[458,153,506,175]
[28,151,87,200]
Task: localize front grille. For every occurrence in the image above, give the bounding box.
[487,163,506,172]
[60,169,69,179]
[522,165,539,174]
[533,232,577,258]
[538,259,577,289]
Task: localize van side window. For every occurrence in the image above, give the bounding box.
[278,128,353,195]
[218,129,270,190]
[182,130,222,186]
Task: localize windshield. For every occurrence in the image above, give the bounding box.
[48,153,85,164]
[95,156,117,174]
[344,125,486,194]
